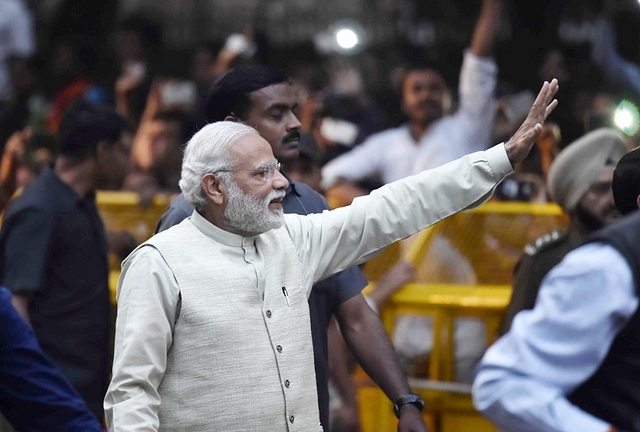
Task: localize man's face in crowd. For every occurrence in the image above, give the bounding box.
[147,119,182,170]
[242,83,302,163]
[222,134,289,236]
[577,164,621,228]
[98,132,132,189]
[402,69,448,126]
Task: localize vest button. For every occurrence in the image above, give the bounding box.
[266,310,272,318]
[276,345,283,353]
[284,379,290,387]
[289,415,295,423]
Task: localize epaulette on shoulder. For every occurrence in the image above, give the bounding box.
[523,230,564,256]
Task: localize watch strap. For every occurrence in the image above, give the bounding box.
[393,393,425,418]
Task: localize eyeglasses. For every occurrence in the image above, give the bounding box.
[213,161,282,183]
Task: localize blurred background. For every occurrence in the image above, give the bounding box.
[11,0,640,147]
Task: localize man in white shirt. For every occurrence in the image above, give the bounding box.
[105,79,558,432]
[321,0,502,206]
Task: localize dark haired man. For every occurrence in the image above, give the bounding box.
[124,108,198,200]
[0,99,130,422]
[155,64,423,431]
[321,0,503,204]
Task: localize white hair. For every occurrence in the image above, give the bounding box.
[179,121,259,211]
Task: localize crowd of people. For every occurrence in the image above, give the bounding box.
[0,0,639,431]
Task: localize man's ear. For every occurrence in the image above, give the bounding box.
[202,173,225,205]
[636,194,640,211]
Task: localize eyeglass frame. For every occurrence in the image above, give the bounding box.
[212,161,282,183]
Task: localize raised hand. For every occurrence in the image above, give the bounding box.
[504,78,559,165]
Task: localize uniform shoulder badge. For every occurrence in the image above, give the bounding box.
[523,230,564,256]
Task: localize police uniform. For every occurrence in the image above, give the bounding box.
[499,229,585,335]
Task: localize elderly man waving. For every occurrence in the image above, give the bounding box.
[105,79,558,432]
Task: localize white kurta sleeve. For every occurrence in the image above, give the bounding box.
[320,134,386,189]
[104,247,180,432]
[287,143,513,283]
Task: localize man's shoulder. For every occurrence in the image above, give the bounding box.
[364,125,408,143]
[148,218,195,245]
[127,220,197,265]
[523,230,570,258]
[156,193,193,233]
[3,179,55,220]
[166,193,191,212]
[287,181,330,213]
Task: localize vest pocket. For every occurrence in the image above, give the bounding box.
[281,285,306,307]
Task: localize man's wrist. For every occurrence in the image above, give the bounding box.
[393,393,425,419]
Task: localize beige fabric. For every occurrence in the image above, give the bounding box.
[146,221,320,432]
[547,128,628,212]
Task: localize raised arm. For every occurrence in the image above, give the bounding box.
[469,0,503,58]
[504,79,558,164]
[288,79,558,284]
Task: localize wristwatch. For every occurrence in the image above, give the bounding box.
[393,393,425,418]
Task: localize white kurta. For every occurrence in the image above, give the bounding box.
[321,51,498,188]
[105,144,513,431]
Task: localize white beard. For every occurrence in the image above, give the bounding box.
[223,179,286,236]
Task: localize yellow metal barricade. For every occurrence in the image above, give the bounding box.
[96,195,569,431]
[362,202,567,285]
[96,191,174,304]
[357,202,568,432]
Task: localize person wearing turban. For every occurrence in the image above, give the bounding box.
[500,127,628,334]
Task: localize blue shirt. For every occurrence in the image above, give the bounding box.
[473,242,638,431]
[156,180,367,430]
[0,287,104,432]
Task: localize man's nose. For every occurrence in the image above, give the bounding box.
[287,111,302,131]
[272,169,289,190]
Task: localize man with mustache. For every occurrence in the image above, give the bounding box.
[321,0,502,205]
[499,127,628,334]
[154,64,421,431]
[104,78,558,431]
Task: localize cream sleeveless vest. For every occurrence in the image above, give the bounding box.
[141,219,322,431]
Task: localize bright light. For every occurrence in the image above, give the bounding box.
[335,28,359,50]
[613,100,640,136]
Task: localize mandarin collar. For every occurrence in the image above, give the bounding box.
[190,208,256,247]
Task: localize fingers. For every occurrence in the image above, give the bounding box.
[543,79,559,108]
[529,78,559,123]
[543,99,559,121]
[529,80,550,114]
